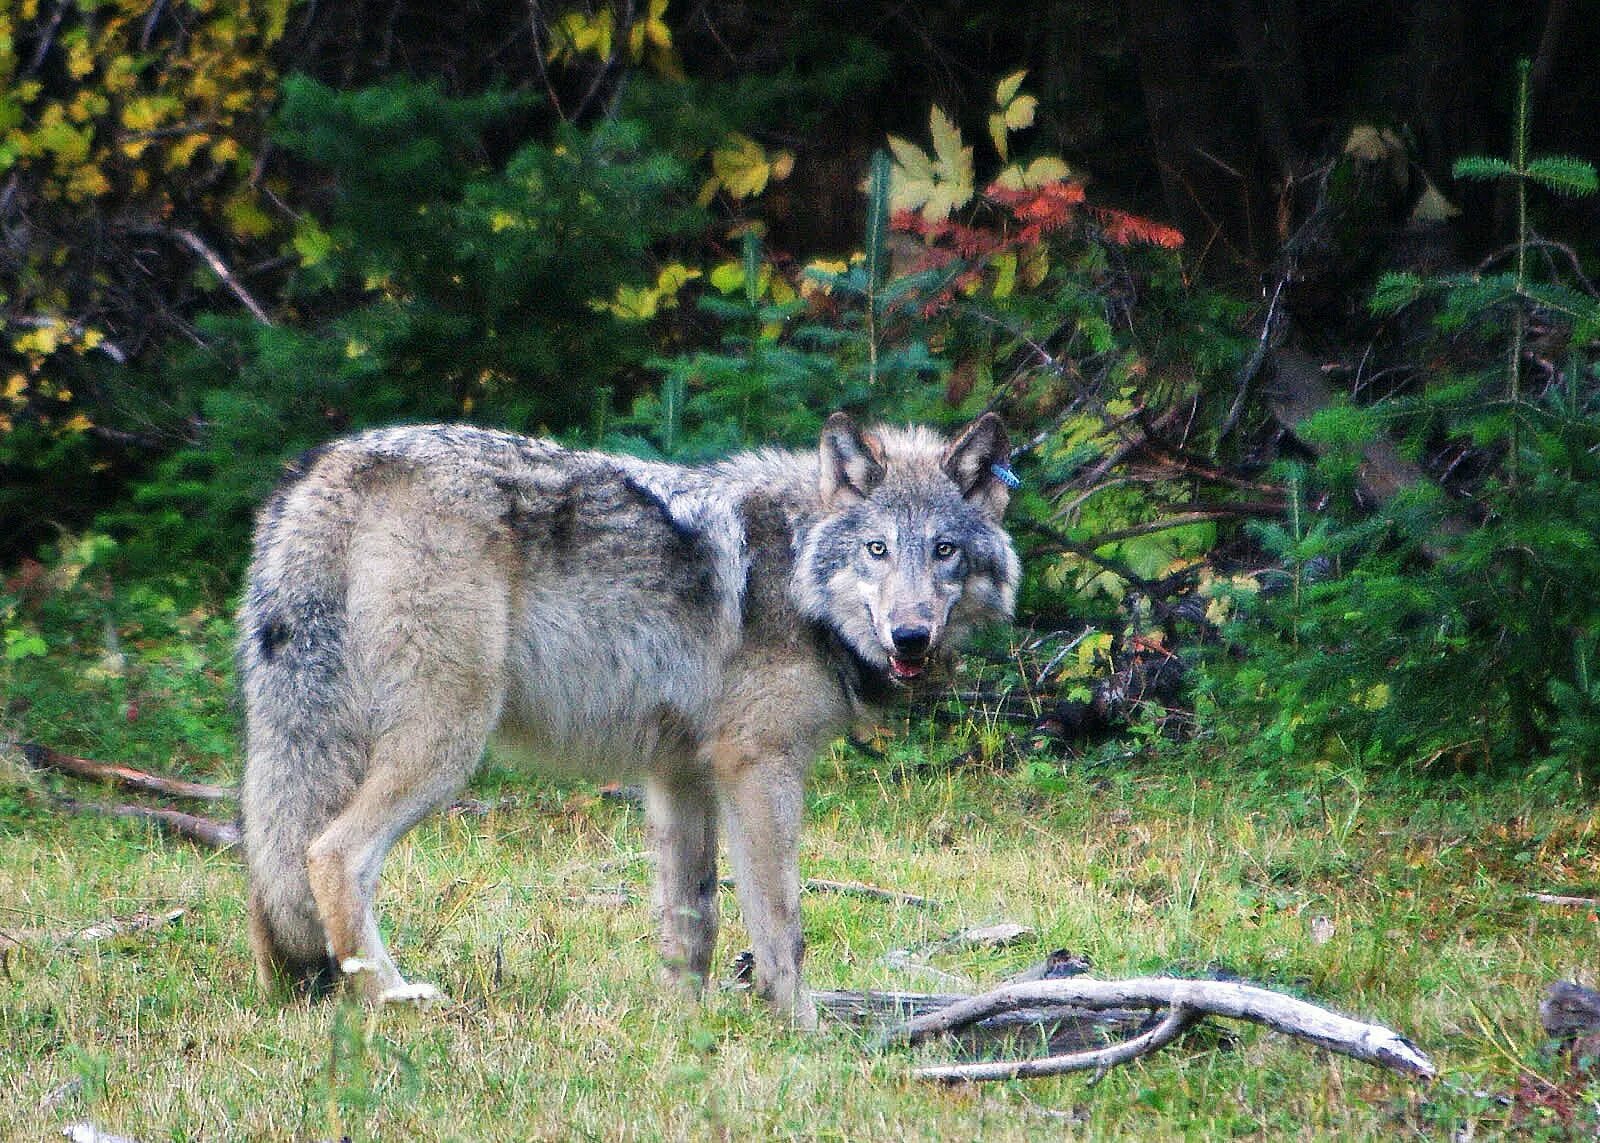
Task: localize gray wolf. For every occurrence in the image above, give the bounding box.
[238,412,1020,1025]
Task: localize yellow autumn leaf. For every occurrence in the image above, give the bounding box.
[66,38,94,79]
[888,106,974,223]
[1077,631,1113,671]
[991,251,1017,299]
[992,155,1072,191]
[14,325,61,355]
[655,263,701,294]
[66,164,110,201]
[4,374,28,402]
[988,113,1007,161]
[62,413,93,434]
[995,69,1028,107]
[1004,94,1037,131]
[1020,244,1049,288]
[709,261,744,294]
[550,8,614,62]
[644,0,672,47]
[712,133,774,199]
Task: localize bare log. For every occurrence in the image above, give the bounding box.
[883,975,1436,1080]
[21,744,231,802]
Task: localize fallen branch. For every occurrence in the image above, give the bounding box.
[915,1003,1198,1082]
[881,975,1436,1081]
[812,986,1151,1056]
[58,798,240,851]
[804,878,940,910]
[21,744,231,802]
[719,876,939,910]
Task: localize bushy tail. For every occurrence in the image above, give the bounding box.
[237,492,363,996]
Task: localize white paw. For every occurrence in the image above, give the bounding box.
[379,981,444,1005]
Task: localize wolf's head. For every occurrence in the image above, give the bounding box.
[794,412,1021,684]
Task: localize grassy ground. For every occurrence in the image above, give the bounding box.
[3,580,1599,1139]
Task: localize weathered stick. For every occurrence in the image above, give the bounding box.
[813,988,1151,1056]
[21,744,231,802]
[914,1003,1198,1082]
[804,878,940,909]
[1526,892,1600,908]
[883,976,1436,1080]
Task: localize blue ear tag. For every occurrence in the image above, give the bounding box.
[990,463,1022,489]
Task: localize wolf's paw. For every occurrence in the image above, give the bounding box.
[378,980,445,1005]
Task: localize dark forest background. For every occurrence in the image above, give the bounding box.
[3,0,1599,778]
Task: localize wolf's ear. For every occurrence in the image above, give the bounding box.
[941,412,1012,516]
[819,412,886,506]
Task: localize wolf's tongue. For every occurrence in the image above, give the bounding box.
[889,656,924,680]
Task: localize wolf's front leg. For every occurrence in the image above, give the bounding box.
[714,745,818,1030]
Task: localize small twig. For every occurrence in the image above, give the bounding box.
[718,876,940,910]
[1,908,184,953]
[1220,274,1288,440]
[25,0,72,76]
[1526,892,1600,908]
[915,1003,1198,1083]
[804,878,940,909]
[21,744,231,802]
[1081,510,1261,547]
[131,227,274,325]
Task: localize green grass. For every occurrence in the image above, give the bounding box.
[4,578,1600,1139]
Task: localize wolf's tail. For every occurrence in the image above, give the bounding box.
[236,471,364,995]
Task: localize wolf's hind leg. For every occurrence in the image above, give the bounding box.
[306,714,490,1004]
[647,768,719,993]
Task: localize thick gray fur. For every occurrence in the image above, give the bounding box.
[238,413,1019,1023]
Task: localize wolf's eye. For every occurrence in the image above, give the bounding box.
[934,541,958,559]
[865,540,888,559]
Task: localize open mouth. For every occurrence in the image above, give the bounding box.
[888,655,926,680]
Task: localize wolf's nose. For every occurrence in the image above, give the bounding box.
[891,626,931,658]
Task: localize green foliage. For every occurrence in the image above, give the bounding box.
[1229,64,1600,775]
[110,77,703,571]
